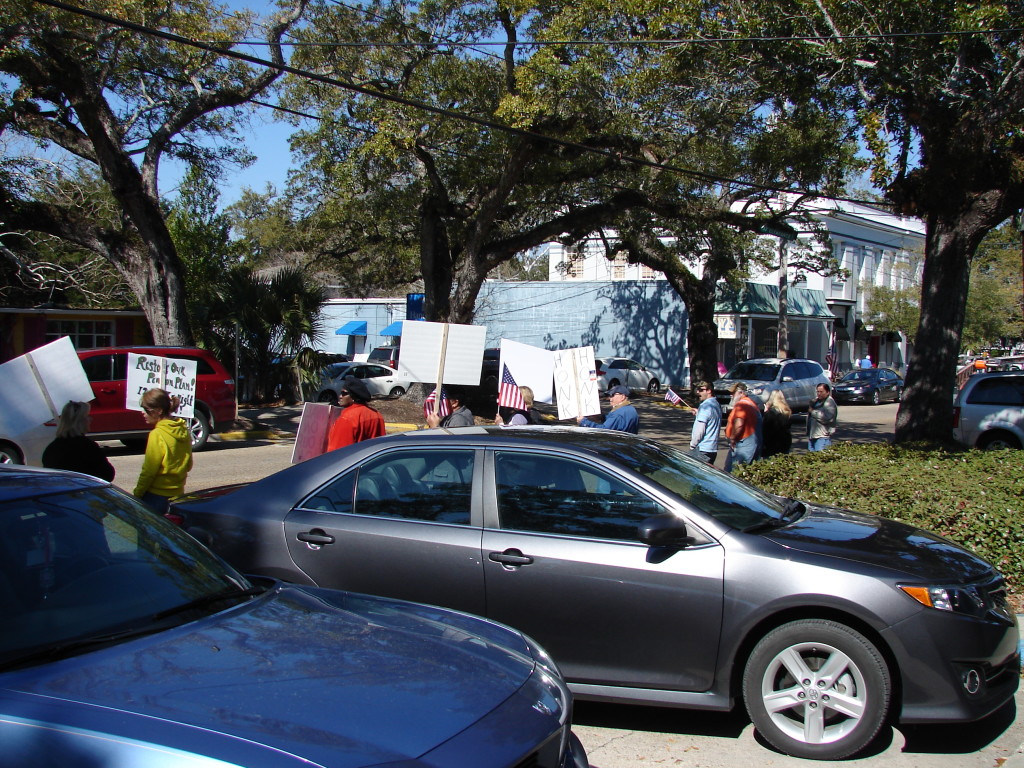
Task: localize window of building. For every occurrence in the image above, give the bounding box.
[45,319,113,349]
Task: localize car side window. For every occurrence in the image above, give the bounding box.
[302,449,474,525]
[80,353,117,383]
[494,451,665,541]
[968,378,1024,406]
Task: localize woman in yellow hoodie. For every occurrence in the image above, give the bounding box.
[134,388,193,514]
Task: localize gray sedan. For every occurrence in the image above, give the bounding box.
[172,427,1020,762]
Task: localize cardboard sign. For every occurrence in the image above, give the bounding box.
[498,339,555,405]
[398,321,487,386]
[0,337,93,436]
[292,401,342,464]
[126,353,197,419]
[553,346,601,420]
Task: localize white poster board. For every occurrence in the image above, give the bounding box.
[398,321,487,386]
[553,346,601,420]
[0,337,93,436]
[498,339,555,404]
[126,353,198,419]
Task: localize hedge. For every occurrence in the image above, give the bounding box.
[734,443,1024,600]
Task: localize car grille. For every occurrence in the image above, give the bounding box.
[975,573,1013,621]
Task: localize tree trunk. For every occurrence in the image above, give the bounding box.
[666,271,720,388]
[894,202,1008,443]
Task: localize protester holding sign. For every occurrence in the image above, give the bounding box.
[577,385,640,434]
[327,378,386,451]
[42,401,115,481]
[133,388,193,514]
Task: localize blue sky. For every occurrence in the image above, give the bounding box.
[162,0,303,206]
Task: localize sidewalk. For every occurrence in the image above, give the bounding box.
[217,403,420,442]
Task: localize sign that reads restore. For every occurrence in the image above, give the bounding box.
[126,354,198,419]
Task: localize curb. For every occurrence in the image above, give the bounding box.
[216,422,422,442]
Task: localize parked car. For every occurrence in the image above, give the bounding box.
[171,427,1019,761]
[831,367,904,405]
[595,357,660,394]
[953,371,1024,449]
[0,464,587,768]
[713,358,830,412]
[0,345,235,465]
[314,362,412,403]
[367,345,401,368]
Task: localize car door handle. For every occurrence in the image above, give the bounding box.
[297,530,335,545]
[489,549,534,567]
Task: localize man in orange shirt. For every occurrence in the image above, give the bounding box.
[327,377,386,451]
[724,382,761,472]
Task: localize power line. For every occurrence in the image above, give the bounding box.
[207,28,1024,48]
[30,0,901,211]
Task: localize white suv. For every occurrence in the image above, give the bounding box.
[953,371,1024,449]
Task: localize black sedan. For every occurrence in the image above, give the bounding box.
[0,465,587,768]
[172,427,1020,762]
[832,367,904,404]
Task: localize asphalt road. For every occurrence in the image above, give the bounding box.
[100,399,1024,767]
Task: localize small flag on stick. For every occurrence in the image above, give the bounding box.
[497,364,527,411]
[424,386,451,420]
[665,388,682,405]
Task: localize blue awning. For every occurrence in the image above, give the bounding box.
[380,320,405,336]
[335,320,367,336]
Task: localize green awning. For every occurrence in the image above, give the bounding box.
[715,283,835,318]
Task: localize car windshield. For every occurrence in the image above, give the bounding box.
[725,362,781,382]
[593,438,786,530]
[1,484,252,669]
[840,371,874,382]
[324,363,351,379]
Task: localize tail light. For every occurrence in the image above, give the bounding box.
[164,511,185,526]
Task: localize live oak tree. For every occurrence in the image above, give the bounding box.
[715,0,1024,442]
[0,0,307,343]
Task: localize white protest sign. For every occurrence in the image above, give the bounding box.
[398,321,487,386]
[553,346,601,420]
[126,353,198,419]
[499,339,555,404]
[0,337,93,436]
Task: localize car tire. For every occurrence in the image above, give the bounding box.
[188,409,212,451]
[977,431,1022,450]
[871,390,881,405]
[647,379,660,394]
[0,441,24,464]
[317,390,339,406]
[389,386,406,398]
[743,619,891,761]
[608,378,620,389]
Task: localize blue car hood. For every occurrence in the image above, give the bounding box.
[765,505,996,582]
[1,584,535,768]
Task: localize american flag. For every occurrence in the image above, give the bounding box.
[424,386,451,420]
[664,388,682,405]
[825,328,839,380]
[498,364,527,411]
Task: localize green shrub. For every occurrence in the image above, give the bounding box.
[735,443,1024,600]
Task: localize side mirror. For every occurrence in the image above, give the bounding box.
[638,513,689,547]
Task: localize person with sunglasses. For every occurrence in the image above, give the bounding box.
[327,376,386,451]
[688,381,722,464]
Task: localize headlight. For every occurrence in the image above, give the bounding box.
[899,584,991,618]
[747,385,766,395]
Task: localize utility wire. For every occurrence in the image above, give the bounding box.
[31,0,896,210]
[210,28,1024,48]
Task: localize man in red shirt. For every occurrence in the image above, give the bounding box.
[724,382,761,472]
[327,377,386,451]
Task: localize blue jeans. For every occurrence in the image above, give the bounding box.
[140,491,170,514]
[808,437,832,452]
[725,435,758,472]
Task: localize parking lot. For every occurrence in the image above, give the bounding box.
[99,397,1024,767]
